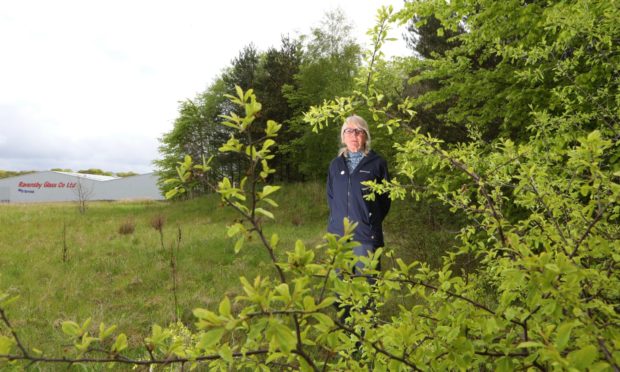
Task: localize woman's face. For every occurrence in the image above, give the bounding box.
[343,124,366,152]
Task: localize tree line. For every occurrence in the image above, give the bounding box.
[156,0,620,369]
[0,169,139,179]
[155,10,374,194]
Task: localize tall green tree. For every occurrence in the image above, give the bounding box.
[399,0,620,142]
[283,9,362,180]
[155,78,230,196]
[255,36,303,182]
[402,14,468,143]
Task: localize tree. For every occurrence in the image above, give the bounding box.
[401,14,469,143]
[404,0,618,143]
[255,36,303,182]
[155,78,231,197]
[282,9,362,180]
[74,177,93,214]
[115,172,138,177]
[156,10,363,185]
[404,13,463,59]
[0,170,34,179]
[77,169,113,176]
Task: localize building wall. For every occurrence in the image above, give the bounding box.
[0,171,164,203]
[97,173,164,201]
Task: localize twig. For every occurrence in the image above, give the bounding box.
[570,202,609,258]
[0,307,30,358]
[0,349,270,366]
[598,338,620,372]
[528,176,570,255]
[334,320,423,371]
[421,137,509,248]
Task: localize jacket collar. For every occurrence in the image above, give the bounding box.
[340,150,377,171]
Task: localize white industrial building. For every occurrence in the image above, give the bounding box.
[0,171,164,203]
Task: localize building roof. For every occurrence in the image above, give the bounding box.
[53,171,120,182]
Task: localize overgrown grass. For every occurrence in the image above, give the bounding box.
[0,182,460,360]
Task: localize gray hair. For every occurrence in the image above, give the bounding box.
[338,115,371,156]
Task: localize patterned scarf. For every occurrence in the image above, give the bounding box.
[346,151,364,173]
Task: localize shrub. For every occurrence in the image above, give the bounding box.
[118,220,135,235]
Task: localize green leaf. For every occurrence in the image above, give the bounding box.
[0,335,14,355]
[268,321,296,353]
[316,297,336,309]
[567,345,598,369]
[218,344,234,363]
[274,283,291,302]
[111,333,128,353]
[303,296,315,311]
[98,323,117,340]
[62,321,81,337]
[311,313,334,327]
[0,294,19,307]
[234,236,245,254]
[75,334,96,353]
[198,328,226,350]
[260,185,281,199]
[262,197,279,207]
[227,223,244,237]
[193,308,210,319]
[496,356,514,372]
[554,322,575,352]
[219,296,231,317]
[517,341,543,349]
[193,308,220,325]
[255,208,274,219]
[165,188,179,200]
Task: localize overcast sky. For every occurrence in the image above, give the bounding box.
[0,1,409,174]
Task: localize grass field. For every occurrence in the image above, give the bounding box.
[0,181,460,362]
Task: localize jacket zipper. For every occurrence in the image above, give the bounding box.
[346,165,351,220]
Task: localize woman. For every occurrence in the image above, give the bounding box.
[326,115,391,274]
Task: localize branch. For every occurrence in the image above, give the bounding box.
[598,338,620,372]
[570,202,609,258]
[364,15,390,94]
[0,307,30,358]
[420,137,509,248]
[205,179,287,284]
[388,276,503,321]
[527,176,570,255]
[334,320,423,371]
[0,349,270,366]
[293,343,319,372]
[521,305,541,343]
[245,309,318,318]
[475,350,527,357]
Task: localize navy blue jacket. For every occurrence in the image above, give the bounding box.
[327,150,391,247]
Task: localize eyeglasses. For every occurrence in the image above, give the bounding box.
[343,128,366,136]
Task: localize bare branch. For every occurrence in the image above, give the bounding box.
[0,308,30,358]
[570,202,610,258]
[334,320,424,371]
[0,349,270,366]
[598,338,620,372]
[420,137,509,248]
